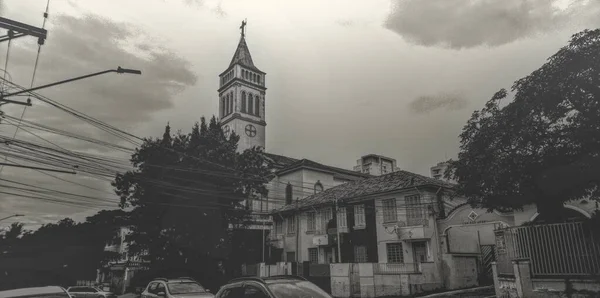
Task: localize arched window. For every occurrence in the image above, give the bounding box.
[221,97,225,117]
[285,183,293,205]
[224,95,228,115]
[255,96,260,116]
[248,94,254,115]
[241,91,247,113]
[257,75,261,85]
[253,73,257,82]
[230,92,234,113]
[242,70,246,79]
[314,181,324,194]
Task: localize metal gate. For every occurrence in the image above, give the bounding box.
[479,245,496,285]
[349,263,360,298]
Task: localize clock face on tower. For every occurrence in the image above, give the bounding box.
[245,124,257,137]
[222,125,231,138]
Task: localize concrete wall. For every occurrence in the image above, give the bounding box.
[437,204,515,255]
[492,260,600,298]
[440,254,479,290]
[329,263,438,298]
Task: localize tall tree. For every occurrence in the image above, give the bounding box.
[112,116,269,287]
[447,29,600,222]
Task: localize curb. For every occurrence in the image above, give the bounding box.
[418,286,494,298]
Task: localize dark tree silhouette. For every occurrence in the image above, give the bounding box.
[447,29,600,222]
[112,116,270,289]
[0,210,129,290]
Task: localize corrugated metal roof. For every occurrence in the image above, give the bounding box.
[274,170,456,213]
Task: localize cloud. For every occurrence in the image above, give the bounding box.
[0,13,195,227]
[409,91,468,114]
[8,13,197,128]
[384,0,600,49]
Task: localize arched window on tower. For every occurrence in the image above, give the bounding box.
[253,73,257,83]
[285,183,293,205]
[242,70,245,79]
[226,94,231,115]
[314,181,324,194]
[248,94,254,115]
[224,94,228,115]
[230,92,234,113]
[241,91,247,113]
[257,75,261,85]
[255,96,260,116]
[221,97,224,117]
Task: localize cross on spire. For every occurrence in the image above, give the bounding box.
[240,19,247,38]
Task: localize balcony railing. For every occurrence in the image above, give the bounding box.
[373,263,420,274]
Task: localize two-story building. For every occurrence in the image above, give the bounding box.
[270,170,455,268]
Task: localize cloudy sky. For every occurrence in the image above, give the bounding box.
[0,0,599,229]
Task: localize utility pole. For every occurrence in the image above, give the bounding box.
[0,17,47,44]
[335,198,342,263]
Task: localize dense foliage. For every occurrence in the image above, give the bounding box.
[112,116,270,288]
[0,210,128,290]
[447,29,600,222]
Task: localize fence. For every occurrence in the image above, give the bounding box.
[496,222,600,277]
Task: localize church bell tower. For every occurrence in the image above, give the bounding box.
[219,20,267,152]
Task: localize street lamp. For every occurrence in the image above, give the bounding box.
[0,214,24,222]
[0,66,142,106]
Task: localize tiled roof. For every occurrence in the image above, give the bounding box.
[263,152,298,168]
[274,170,456,213]
[229,36,263,73]
[277,159,371,180]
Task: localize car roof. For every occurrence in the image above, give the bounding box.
[227,276,307,285]
[152,277,198,283]
[0,286,67,298]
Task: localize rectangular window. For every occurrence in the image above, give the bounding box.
[386,243,404,264]
[287,216,296,234]
[320,208,332,232]
[382,199,397,223]
[274,219,283,235]
[406,195,425,226]
[308,248,318,264]
[354,246,368,263]
[354,205,365,227]
[306,212,316,232]
[337,208,347,228]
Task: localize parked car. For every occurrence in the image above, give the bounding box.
[215,276,332,298]
[66,287,116,298]
[0,286,71,298]
[141,278,213,298]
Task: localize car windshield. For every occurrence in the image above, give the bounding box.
[167,283,206,294]
[267,281,331,298]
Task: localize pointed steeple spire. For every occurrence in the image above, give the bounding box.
[228,20,262,73]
